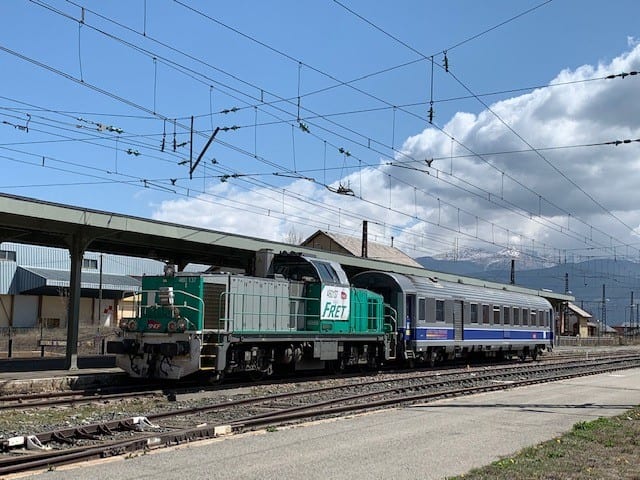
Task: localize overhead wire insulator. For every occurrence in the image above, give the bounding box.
[443,50,449,72]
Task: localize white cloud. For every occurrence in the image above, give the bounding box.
[152,44,640,260]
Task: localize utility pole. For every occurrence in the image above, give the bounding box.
[510,259,515,285]
[601,284,606,343]
[631,291,634,338]
[98,253,103,326]
[361,220,368,258]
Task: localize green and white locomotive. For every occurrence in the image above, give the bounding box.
[109,250,554,380]
[108,252,397,379]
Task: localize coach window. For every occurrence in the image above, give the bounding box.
[522,308,529,326]
[436,300,445,322]
[530,310,537,327]
[493,306,501,325]
[513,308,520,326]
[482,304,490,324]
[470,303,478,323]
[418,298,426,323]
[503,306,510,325]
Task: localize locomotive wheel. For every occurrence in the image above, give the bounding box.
[328,358,346,374]
[249,363,273,381]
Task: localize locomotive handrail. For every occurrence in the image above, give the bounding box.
[384,304,398,333]
[219,291,320,333]
[121,289,205,319]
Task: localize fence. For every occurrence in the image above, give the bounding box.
[554,335,637,347]
[0,326,119,358]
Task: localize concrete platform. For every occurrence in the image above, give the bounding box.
[20,367,640,480]
[0,356,126,395]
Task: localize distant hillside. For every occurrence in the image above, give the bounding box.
[416,255,640,327]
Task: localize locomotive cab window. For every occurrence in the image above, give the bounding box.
[470,303,478,324]
[435,300,445,322]
[312,261,341,284]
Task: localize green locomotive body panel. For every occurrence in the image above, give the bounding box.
[136,275,205,332]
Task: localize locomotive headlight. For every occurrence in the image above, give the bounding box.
[119,319,129,330]
[167,321,177,332]
[127,320,138,331]
[177,319,187,332]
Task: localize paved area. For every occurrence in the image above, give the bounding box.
[0,356,124,394]
[19,367,640,480]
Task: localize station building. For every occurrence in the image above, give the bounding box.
[0,242,165,329]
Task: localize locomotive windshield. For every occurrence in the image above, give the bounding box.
[270,253,348,286]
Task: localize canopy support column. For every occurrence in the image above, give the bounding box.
[64,233,92,370]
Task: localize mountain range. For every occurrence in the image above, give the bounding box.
[416,249,640,328]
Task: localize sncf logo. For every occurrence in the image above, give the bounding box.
[147,320,162,330]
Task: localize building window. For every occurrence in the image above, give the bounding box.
[470,304,478,323]
[83,258,98,269]
[435,300,445,322]
[0,249,16,261]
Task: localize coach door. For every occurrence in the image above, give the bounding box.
[453,300,464,341]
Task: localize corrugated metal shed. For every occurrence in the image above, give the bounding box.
[1,242,165,275]
[0,261,17,295]
[17,266,140,293]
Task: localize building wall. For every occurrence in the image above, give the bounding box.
[41,295,68,327]
[304,235,350,255]
[12,295,39,328]
[0,261,17,295]
[0,294,12,327]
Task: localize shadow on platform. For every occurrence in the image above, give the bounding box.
[0,355,116,372]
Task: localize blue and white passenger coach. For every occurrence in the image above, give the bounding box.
[352,271,553,365]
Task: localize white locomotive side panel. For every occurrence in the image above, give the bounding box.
[320,285,350,320]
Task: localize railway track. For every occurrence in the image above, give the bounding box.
[1,347,634,413]
[1,352,639,476]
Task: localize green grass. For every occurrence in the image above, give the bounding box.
[450,407,640,479]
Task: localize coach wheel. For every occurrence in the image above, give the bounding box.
[207,371,225,385]
[531,347,539,361]
[518,350,527,362]
[429,350,439,368]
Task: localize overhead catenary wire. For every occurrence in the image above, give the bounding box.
[8,0,640,266]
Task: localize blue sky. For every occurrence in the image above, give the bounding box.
[2,0,640,262]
